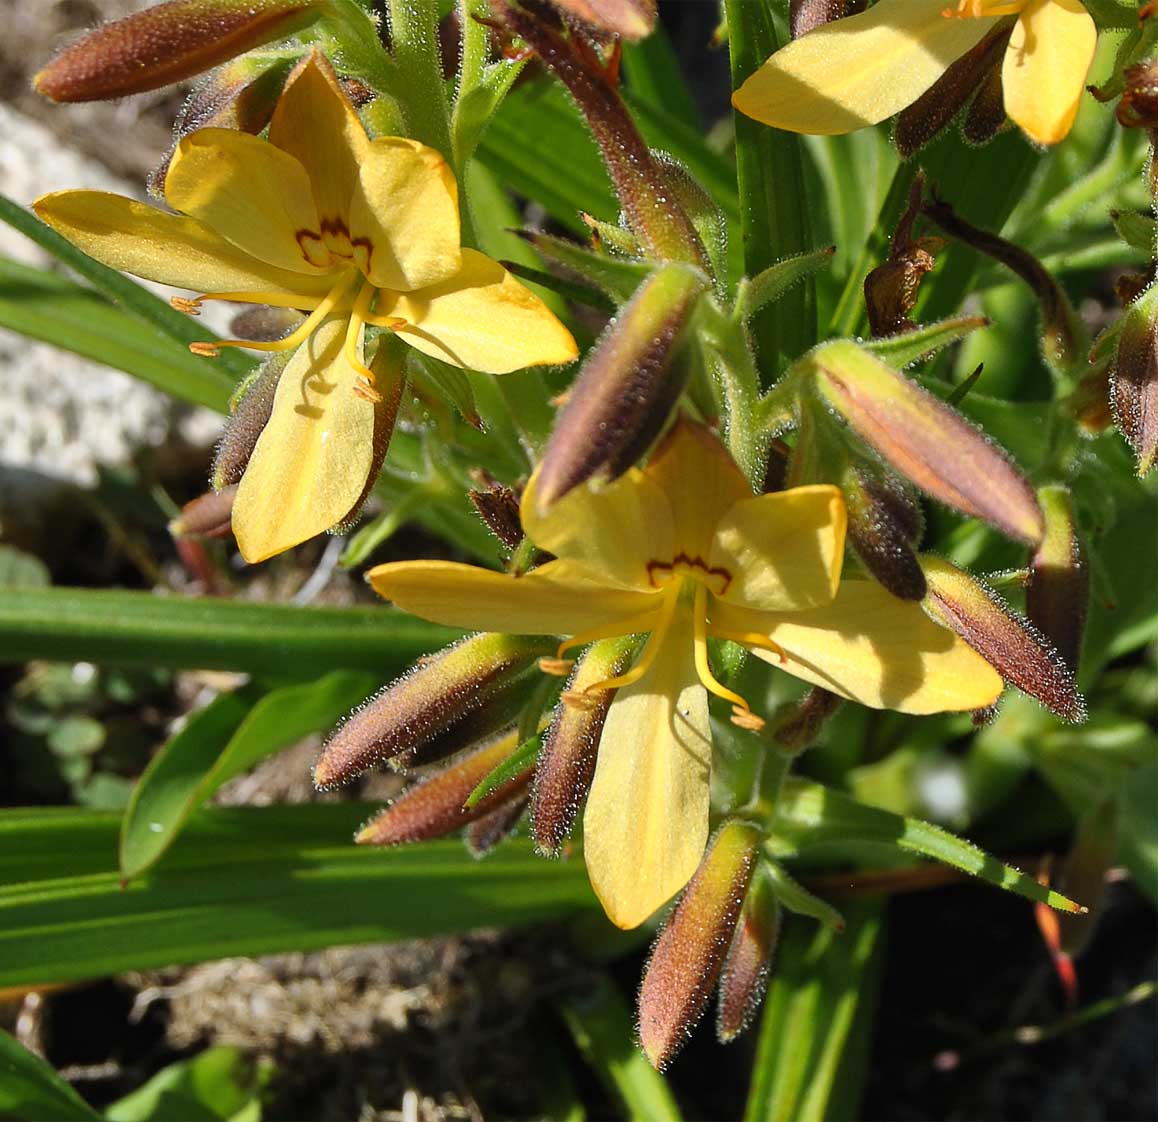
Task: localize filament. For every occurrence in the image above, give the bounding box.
[555,603,663,660]
[579,586,682,695]
[692,585,762,730]
[172,291,326,316]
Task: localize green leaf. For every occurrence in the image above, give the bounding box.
[557,973,682,1122]
[0,1028,102,1122]
[0,587,459,674]
[119,672,375,879]
[770,778,1083,913]
[724,0,816,375]
[862,315,989,370]
[0,257,234,413]
[743,901,885,1122]
[762,857,845,932]
[736,247,835,324]
[466,732,544,809]
[0,805,598,987]
[104,1047,267,1122]
[0,194,254,383]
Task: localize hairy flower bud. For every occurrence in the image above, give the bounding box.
[893,29,1009,156]
[1111,282,1158,476]
[1026,485,1087,674]
[535,263,708,508]
[638,820,762,1070]
[547,0,657,41]
[770,686,842,752]
[924,199,1085,378]
[314,633,554,788]
[717,866,780,1043]
[809,340,1044,545]
[531,636,635,855]
[465,791,531,857]
[211,354,287,491]
[842,463,927,601]
[1117,61,1158,129]
[789,0,865,38]
[922,556,1084,722]
[356,733,536,846]
[169,485,237,539]
[35,0,324,103]
[468,475,525,551]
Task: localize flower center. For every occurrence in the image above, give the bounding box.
[941,0,1025,18]
[548,569,766,732]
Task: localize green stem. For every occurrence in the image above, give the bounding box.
[454,0,491,154]
[324,0,403,100]
[387,0,454,164]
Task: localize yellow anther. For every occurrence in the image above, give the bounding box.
[171,295,201,315]
[352,378,383,404]
[730,705,766,732]
[189,341,220,357]
[538,656,575,677]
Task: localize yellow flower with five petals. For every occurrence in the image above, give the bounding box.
[368,419,1003,928]
[732,0,1098,147]
[33,52,578,562]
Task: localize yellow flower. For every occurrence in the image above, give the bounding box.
[732,0,1098,147]
[368,419,1003,928]
[33,52,578,562]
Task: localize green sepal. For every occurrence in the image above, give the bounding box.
[465,732,544,809]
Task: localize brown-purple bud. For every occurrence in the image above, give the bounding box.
[464,790,531,857]
[468,475,525,551]
[211,353,287,491]
[922,556,1085,722]
[842,464,927,601]
[924,199,1085,377]
[355,734,535,846]
[864,175,938,338]
[1117,61,1158,129]
[717,865,780,1043]
[962,57,1006,146]
[1111,282,1158,476]
[638,820,762,1070]
[789,0,865,38]
[314,633,554,789]
[770,686,842,753]
[531,636,635,855]
[809,340,1045,545]
[169,485,237,539]
[893,28,1009,156]
[547,0,657,41]
[34,0,324,103]
[493,1,707,269]
[1025,485,1087,674]
[536,263,707,508]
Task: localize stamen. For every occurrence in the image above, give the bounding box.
[709,625,790,665]
[579,587,681,695]
[555,605,662,660]
[692,585,760,723]
[538,656,575,677]
[344,280,383,400]
[731,706,766,732]
[187,271,358,357]
[172,291,327,316]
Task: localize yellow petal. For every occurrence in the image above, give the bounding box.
[644,419,752,554]
[32,190,333,297]
[1002,0,1096,145]
[350,136,462,292]
[521,465,674,592]
[583,603,711,929]
[367,557,658,635]
[378,249,579,374]
[731,0,998,135]
[233,316,377,563]
[164,128,326,275]
[268,52,369,225]
[712,581,1004,713]
[710,485,847,612]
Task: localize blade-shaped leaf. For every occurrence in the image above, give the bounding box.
[0,805,598,987]
[0,1029,102,1122]
[120,671,377,879]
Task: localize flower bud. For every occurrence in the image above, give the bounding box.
[893,29,1009,156]
[770,686,842,752]
[1025,485,1087,674]
[535,263,707,509]
[34,0,324,103]
[717,866,780,1043]
[863,175,938,338]
[962,60,1006,146]
[546,0,657,41]
[842,463,927,601]
[464,790,531,857]
[809,340,1044,545]
[468,474,525,551]
[211,353,287,491]
[1117,61,1158,129]
[638,820,762,1070]
[531,636,636,855]
[169,485,237,539]
[493,1,707,269]
[355,733,535,846]
[1111,282,1158,476]
[921,556,1085,722]
[924,199,1085,378]
[789,0,865,38]
[313,633,554,789]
